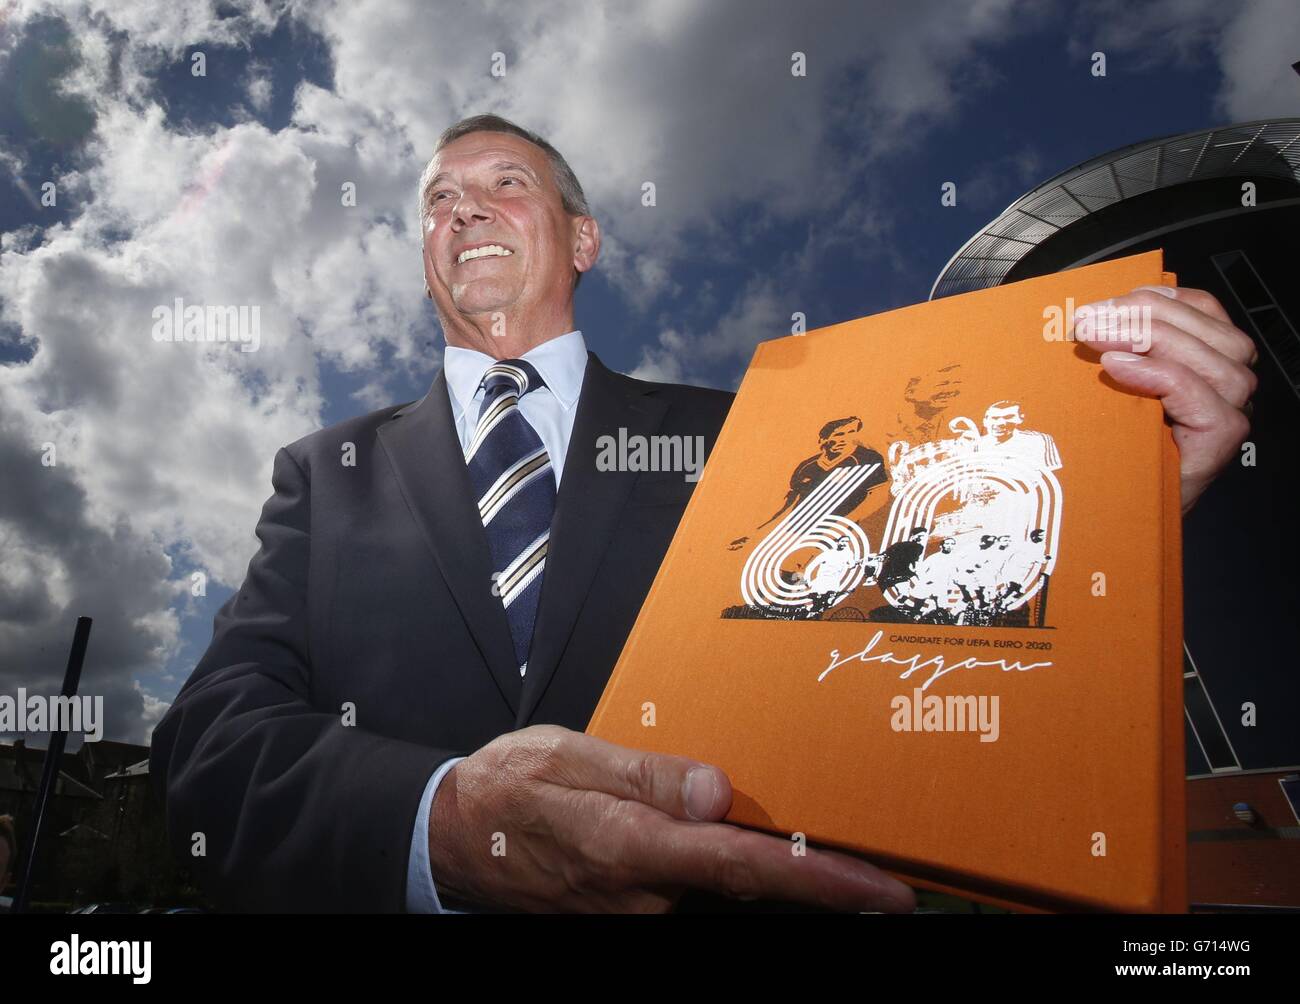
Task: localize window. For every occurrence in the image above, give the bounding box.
[1280,775,1300,826]
[1212,250,1300,401]
[1183,644,1241,774]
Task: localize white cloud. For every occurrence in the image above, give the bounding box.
[293,0,1045,301]
[244,59,273,113]
[628,326,688,384]
[1216,0,1300,120]
[133,678,170,741]
[1070,0,1300,120]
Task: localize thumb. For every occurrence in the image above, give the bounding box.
[558,732,733,822]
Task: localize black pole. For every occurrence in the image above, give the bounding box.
[11,616,93,914]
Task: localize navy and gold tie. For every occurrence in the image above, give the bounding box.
[465,359,556,680]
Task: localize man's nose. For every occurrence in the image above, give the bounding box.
[451,185,494,228]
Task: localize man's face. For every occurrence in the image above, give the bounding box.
[904,366,962,411]
[940,538,955,553]
[983,405,1023,441]
[421,131,584,325]
[820,423,857,461]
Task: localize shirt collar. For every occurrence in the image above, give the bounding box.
[443,329,587,420]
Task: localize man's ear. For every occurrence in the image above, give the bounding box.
[573,214,601,276]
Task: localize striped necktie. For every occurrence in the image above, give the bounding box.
[465,359,556,680]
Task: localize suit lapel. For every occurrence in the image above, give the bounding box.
[517,352,668,726]
[377,371,522,717]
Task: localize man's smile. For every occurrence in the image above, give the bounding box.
[454,242,514,266]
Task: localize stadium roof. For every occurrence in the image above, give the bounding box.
[931,119,1300,300]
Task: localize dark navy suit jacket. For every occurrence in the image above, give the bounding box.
[149,352,733,912]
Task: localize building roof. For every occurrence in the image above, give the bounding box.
[0,758,101,799]
[0,739,148,797]
[103,759,150,780]
[931,119,1300,300]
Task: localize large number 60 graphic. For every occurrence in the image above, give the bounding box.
[740,465,877,612]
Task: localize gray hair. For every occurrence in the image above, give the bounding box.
[418,114,591,290]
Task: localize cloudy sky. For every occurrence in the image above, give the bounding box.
[1,0,1297,745]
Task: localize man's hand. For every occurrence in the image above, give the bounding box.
[1073,285,1256,514]
[427,724,916,913]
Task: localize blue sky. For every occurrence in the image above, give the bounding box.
[1,0,1296,743]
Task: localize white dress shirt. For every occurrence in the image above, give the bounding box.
[406,329,589,913]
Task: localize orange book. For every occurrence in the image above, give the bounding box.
[588,250,1186,913]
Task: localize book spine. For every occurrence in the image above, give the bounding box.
[1157,269,1189,911]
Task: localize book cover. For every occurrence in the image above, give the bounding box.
[587,249,1186,912]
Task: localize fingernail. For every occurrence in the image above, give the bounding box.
[859,876,915,913]
[884,877,915,908]
[683,767,718,820]
[1136,284,1177,298]
[1103,350,1146,363]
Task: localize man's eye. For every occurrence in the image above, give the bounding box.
[498,176,521,187]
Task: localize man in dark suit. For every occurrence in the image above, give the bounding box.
[149,114,916,914]
[150,113,1258,913]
